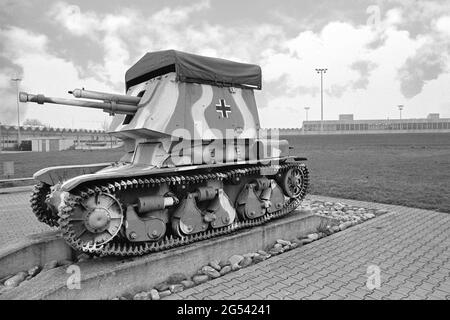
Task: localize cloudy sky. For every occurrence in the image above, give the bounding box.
[0,0,449,129]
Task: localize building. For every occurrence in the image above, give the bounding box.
[0,125,121,151]
[302,113,450,134]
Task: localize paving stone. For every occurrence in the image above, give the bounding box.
[219,266,232,276]
[155,282,169,291]
[228,255,244,266]
[179,280,194,289]
[209,260,221,271]
[133,291,149,300]
[169,284,184,293]
[167,273,187,284]
[276,239,291,246]
[149,289,160,300]
[4,272,27,288]
[231,264,242,271]
[239,257,253,268]
[219,259,231,268]
[27,265,42,277]
[253,254,267,263]
[243,252,259,258]
[192,275,210,285]
[159,290,172,298]
[201,266,221,278]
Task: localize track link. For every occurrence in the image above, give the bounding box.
[58,162,309,257]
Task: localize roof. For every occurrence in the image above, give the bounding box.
[125,50,262,90]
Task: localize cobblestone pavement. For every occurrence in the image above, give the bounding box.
[0,191,449,299]
[165,196,450,300]
[0,190,53,247]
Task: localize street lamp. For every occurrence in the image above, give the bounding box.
[315,68,327,131]
[11,77,22,147]
[398,105,404,120]
[304,106,310,121]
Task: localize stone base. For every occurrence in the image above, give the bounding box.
[0,231,73,279]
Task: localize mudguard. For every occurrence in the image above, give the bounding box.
[33,163,113,186]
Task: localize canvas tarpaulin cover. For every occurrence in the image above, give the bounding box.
[125,50,262,90]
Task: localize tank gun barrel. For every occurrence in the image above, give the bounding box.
[69,88,141,105]
[19,92,138,115]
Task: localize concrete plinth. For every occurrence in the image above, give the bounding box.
[0,231,73,279]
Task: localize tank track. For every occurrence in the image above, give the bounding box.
[30,182,59,227]
[58,162,309,257]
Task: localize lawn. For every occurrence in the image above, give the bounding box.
[0,147,125,183]
[1,133,449,213]
[285,133,450,213]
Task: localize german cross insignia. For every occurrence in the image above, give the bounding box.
[215,99,231,118]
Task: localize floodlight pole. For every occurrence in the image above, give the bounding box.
[398,105,404,120]
[11,77,22,147]
[315,68,327,131]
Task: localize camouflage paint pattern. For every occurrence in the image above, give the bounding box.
[108,73,260,140]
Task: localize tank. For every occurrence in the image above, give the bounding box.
[20,50,309,256]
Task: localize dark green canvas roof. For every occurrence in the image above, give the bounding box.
[125,50,262,90]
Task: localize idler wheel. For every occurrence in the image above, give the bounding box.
[68,193,123,245]
[281,168,304,198]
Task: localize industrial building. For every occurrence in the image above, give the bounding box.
[301,113,450,134]
[0,125,120,151]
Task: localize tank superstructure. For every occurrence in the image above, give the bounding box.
[21,50,309,256]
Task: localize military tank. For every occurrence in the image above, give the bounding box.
[20,50,309,256]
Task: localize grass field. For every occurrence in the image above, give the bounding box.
[285,133,450,213]
[1,133,449,213]
[0,148,125,184]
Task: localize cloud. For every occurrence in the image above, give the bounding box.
[47,0,216,88]
[398,41,449,99]
[0,67,23,125]
[394,7,450,99]
[151,0,210,25]
[48,2,100,37]
[48,2,137,88]
[0,26,116,128]
[351,60,378,89]
[435,15,450,36]
[0,26,48,124]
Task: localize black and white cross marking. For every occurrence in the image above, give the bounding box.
[215,99,231,118]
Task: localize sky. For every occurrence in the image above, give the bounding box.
[0,0,449,129]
